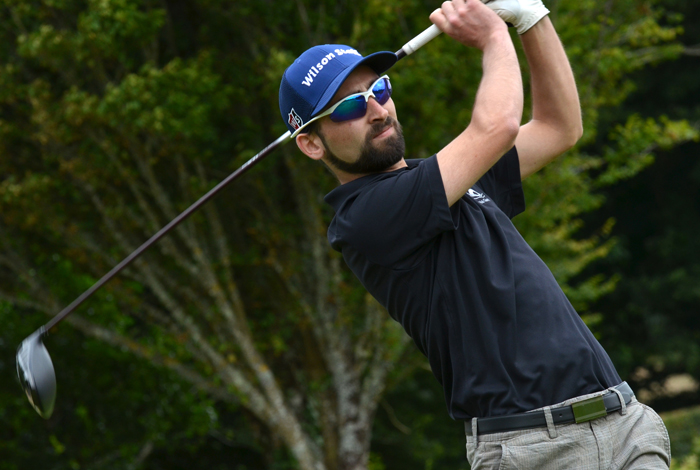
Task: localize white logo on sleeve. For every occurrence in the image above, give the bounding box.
[467,189,490,204]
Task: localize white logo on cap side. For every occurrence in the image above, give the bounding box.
[288,108,303,130]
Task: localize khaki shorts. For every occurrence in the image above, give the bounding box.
[466,388,671,470]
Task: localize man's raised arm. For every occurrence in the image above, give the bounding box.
[488,1,584,178]
[515,16,583,178]
[430,0,523,207]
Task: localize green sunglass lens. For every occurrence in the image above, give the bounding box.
[328,78,392,123]
[330,96,367,122]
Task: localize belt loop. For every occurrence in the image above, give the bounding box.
[609,387,627,415]
[471,418,479,445]
[543,406,558,439]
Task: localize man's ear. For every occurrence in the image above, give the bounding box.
[296,132,325,161]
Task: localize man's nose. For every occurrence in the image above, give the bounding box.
[366,96,389,122]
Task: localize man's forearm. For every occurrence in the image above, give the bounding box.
[521,16,583,144]
[431,0,524,206]
[472,31,524,139]
[512,15,583,178]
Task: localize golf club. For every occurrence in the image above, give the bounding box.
[16,24,442,419]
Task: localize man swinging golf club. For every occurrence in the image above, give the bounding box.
[279,0,671,468]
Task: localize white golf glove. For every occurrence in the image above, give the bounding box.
[481,0,549,35]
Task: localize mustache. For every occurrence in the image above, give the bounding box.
[368,116,398,140]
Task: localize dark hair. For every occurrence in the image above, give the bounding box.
[303,120,320,136]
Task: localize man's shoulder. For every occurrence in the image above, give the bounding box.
[404,158,425,168]
[324,157,434,212]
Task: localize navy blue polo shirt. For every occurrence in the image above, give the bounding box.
[324,148,621,420]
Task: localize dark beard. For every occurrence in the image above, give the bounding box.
[319,117,405,175]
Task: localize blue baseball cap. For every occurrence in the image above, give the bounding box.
[279,45,397,135]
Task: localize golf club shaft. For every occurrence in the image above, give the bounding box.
[44,132,290,331]
[41,23,443,334]
[396,24,441,58]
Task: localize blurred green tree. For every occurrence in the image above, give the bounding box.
[583,0,700,409]
[0,0,696,469]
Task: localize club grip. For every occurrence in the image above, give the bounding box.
[396,24,442,59]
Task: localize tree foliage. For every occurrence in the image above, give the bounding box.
[585,0,700,409]
[0,0,697,469]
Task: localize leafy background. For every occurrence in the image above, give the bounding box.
[0,0,699,469]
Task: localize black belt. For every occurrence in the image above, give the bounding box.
[465,382,635,436]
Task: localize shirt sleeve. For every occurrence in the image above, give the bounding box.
[475,146,525,219]
[335,155,457,268]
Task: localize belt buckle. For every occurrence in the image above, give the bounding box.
[571,395,607,423]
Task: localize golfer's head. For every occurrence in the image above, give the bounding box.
[279,45,406,179]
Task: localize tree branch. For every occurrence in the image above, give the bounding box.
[86,131,201,277]
[683,44,700,57]
[126,441,154,470]
[64,314,238,406]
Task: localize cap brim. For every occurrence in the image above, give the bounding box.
[310,51,398,117]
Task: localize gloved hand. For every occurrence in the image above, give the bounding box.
[481,0,549,35]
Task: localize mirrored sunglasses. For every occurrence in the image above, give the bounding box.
[292,75,392,137]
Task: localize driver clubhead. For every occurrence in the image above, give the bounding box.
[16,329,56,419]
